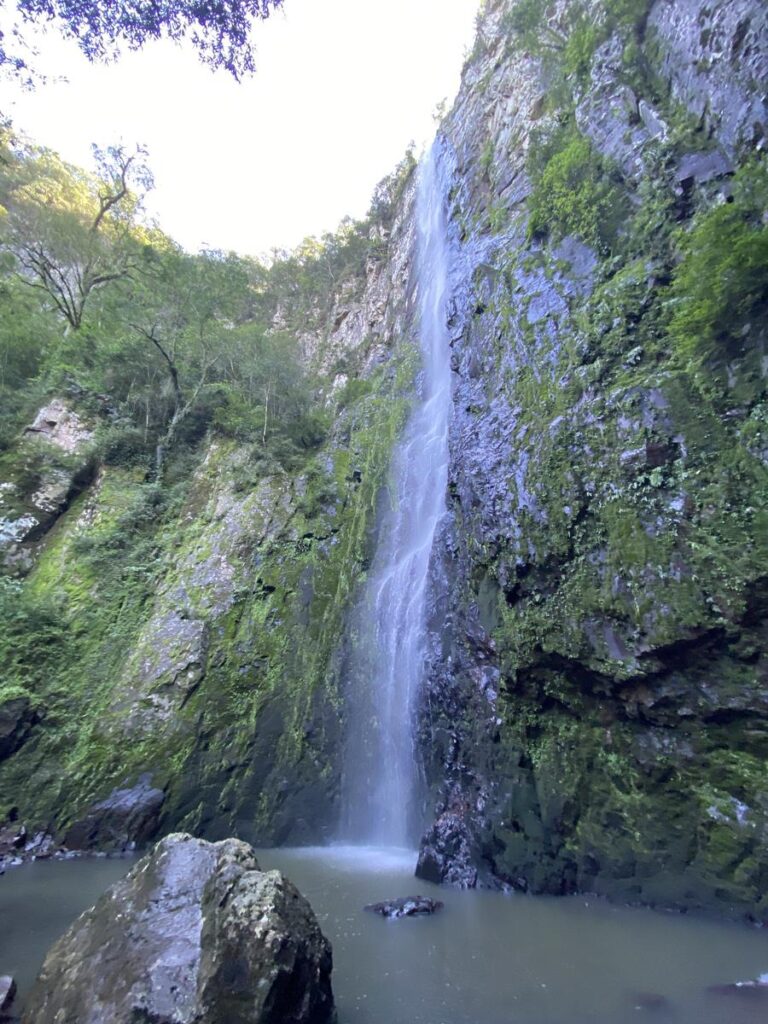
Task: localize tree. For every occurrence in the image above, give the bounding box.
[119,246,256,476]
[1,0,284,80]
[1,143,154,330]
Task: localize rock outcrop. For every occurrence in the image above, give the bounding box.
[24,833,335,1024]
[0,975,16,1019]
[0,696,35,762]
[413,0,768,919]
[63,774,165,851]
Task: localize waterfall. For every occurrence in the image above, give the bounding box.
[340,140,452,847]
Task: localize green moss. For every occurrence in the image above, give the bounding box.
[669,161,768,387]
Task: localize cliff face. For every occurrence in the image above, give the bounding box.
[1,0,767,922]
[416,0,768,917]
[0,174,420,852]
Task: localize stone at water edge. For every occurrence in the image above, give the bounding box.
[24,832,336,1024]
[0,976,16,1017]
[364,896,444,919]
[63,773,165,851]
[708,972,768,999]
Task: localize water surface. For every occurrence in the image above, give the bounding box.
[259,845,768,1024]
[3,847,768,1024]
[0,856,135,999]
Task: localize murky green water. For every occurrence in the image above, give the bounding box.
[2,846,768,1023]
[258,846,768,1024]
[0,856,135,998]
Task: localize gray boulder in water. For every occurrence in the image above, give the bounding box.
[24,833,335,1024]
[364,895,443,919]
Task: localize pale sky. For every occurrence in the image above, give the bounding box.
[2,0,479,257]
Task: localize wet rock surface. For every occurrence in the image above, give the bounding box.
[24,833,336,1024]
[649,0,768,158]
[0,697,35,762]
[416,811,480,889]
[364,896,444,919]
[63,774,165,851]
[0,976,16,1018]
[413,0,768,917]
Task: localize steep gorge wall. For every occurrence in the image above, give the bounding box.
[416,0,768,918]
[1,0,767,925]
[0,175,420,853]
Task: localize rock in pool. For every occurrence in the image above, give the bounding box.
[24,832,336,1024]
[0,975,16,1018]
[364,895,444,919]
[629,991,671,1012]
[708,972,768,999]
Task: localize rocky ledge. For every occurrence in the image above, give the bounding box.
[24,833,336,1024]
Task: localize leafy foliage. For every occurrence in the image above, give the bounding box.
[504,0,653,83]
[670,161,768,367]
[1,141,155,329]
[4,0,284,79]
[527,123,626,250]
[0,577,69,700]
[0,128,401,476]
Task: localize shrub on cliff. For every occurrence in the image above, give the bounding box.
[670,161,768,368]
[527,129,625,251]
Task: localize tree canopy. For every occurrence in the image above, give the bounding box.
[0,130,410,474]
[1,0,284,79]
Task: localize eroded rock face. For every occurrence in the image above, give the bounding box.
[412,0,768,918]
[24,833,335,1024]
[24,400,94,454]
[63,774,165,851]
[0,399,97,574]
[648,0,768,157]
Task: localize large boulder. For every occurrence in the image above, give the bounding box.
[63,774,165,851]
[24,833,336,1024]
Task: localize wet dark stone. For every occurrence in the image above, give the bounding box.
[416,811,479,889]
[629,991,672,1012]
[0,974,16,1024]
[0,697,36,762]
[707,979,768,999]
[24,834,336,1024]
[364,896,444,919]
[63,774,164,851]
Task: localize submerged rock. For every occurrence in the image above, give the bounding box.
[364,896,443,919]
[0,976,16,1017]
[24,833,336,1024]
[708,973,768,999]
[629,991,671,1012]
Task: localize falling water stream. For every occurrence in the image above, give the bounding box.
[341,142,452,846]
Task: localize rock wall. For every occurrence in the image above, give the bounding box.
[0,173,420,852]
[415,0,768,918]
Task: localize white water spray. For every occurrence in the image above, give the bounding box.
[341,141,452,846]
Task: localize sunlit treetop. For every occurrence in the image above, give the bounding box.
[2,0,284,80]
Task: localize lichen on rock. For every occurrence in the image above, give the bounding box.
[24,833,336,1024]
